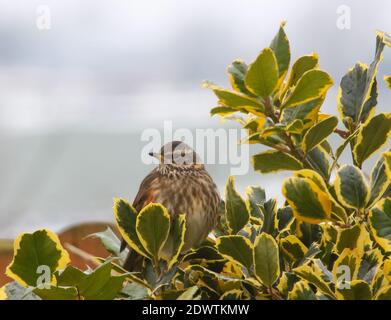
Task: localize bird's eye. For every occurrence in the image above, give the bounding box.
[181,151,186,157]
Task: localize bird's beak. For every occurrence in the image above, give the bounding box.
[148,151,159,159]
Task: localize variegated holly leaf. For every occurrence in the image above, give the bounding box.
[336,280,372,300]
[353,113,391,167]
[332,248,362,284]
[337,63,378,126]
[216,235,253,270]
[280,235,308,263]
[288,280,317,300]
[334,165,369,209]
[6,229,70,287]
[369,152,391,205]
[302,116,338,153]
[136,203,170,262]
[269,21,290,82]
[167,214,186,269]
[227,59,252,95]
[205,83,265,115]
[225,176,250,234]
[282,176,331,224]
[54,261,127,300]
[385,75,391,90]
[281,70,333,109]
[245,48,279,98]
[334,224,368,254]
[286,54,318,90]
[253,150,302,173]
[253,233,280,286]
[369,198,391,251]
[113,198,149,258]
[293,262,335,299]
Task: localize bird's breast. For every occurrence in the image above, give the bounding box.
[155,170,220,254]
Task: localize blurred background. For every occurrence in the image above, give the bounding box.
[0,0,390,239]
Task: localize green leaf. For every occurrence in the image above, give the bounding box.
[369,153,391,205]
[293,262,336,299]
[220,289,243,300]
[334,165,369,209]
[282,176,331,224]
[334,224,365,254]
[375,285,391,300]
[253,233,280,287]
[384,151,391,178]
[277,206,294,231]
[385,75,391,90]
[334,129,359,162]
[356,32,385,122]
[353,113,391,167]
[5,229,70,287]
[216,235,253,270]
[337,63,378,125]
[288,280,317,300]
[281,98,324,130]
[121,282,149,300]
[227,59,252,95]
[305,146,331,180]
[177,286,201,300]
[280,235,308,263]
[260,199,278,235]
[357,249,383,282]
[33,286,78,300]
[56,266,85,287]
[57,262,127,300]
[286,119,304,134]
[336,280,372,300]
[167,214,186,269]
[90,227,126,260]
[136,203,170,261]
[209,87,265,115]
[276,272,297,297]
[245,47,279,97]
[113,198,149,258]
[369,198,391,251]
[210,106,237,117]
[252,150,302,173]
[183,246,224,262]
[303,116,338,153]
[286,54,318,88]
[269,21,290,80]
[384,31,391,48]
[293,169,347,223]
[79,265,126,300]
[281,70,333,109]
[336,248,364,282]
[360,78,378,123]
[245,186,266,221]
[224,176,250,234]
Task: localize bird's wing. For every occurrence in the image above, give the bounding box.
[120,169,161,252]
[132,168,161,212]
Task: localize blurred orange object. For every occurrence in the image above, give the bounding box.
[0,222,116,286]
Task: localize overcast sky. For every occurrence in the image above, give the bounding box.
[0,0,390,131]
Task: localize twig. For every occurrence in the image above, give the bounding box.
[64,243,101,267]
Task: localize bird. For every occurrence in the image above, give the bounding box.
[121,141,221,271]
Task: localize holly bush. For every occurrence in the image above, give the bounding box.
[1,24,391,300]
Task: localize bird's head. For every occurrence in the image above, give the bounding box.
[149,141,203,168]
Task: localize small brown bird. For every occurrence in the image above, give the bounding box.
[121,141,221,271]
